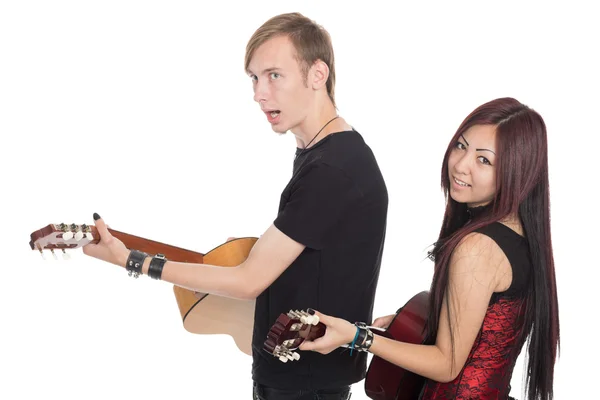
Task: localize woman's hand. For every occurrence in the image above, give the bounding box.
[371,313,396,329]
[298,310,357,355]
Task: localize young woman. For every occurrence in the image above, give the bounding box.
[299,97,560,400]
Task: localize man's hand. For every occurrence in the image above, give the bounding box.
[82,213,130,268]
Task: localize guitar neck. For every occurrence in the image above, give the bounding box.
[94,227,205,263]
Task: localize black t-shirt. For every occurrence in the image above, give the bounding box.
[251,130,389,390]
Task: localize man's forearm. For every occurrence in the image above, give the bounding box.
[140,257,256,300]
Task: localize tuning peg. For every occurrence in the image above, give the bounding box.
[63,231,73,241]
[289,310,306,324]
[296,310,313,325]
[85,232,93,240]
[74,230,84,241]
[278,355,288,363]
[298,310,318,325]
[280,349,300,361]
[38,249,46,260]
[61,249,71,260]
[50,249,58,260]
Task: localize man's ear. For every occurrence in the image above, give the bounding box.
[309,59,330,90]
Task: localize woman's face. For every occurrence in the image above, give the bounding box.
[448,124,497,208]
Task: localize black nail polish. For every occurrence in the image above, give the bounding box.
[93,213,101,221]
[307,308,315,315]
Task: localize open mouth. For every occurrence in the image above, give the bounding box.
[453,177,471,187]
[265,110,281,123]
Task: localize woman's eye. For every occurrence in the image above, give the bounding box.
[478,156,492,165]
[270,72,280,79]
[455,142,466,150]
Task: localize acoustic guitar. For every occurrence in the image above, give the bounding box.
[29,222,258,355]
[262,291,430,400]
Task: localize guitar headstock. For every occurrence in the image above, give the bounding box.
[263,309,325,363]
[29,223,99,260]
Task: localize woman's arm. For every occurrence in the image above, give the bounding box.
[300,232,510,382]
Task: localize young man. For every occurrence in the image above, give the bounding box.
[83,12,388,400]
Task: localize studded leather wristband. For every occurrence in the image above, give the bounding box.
[354,322,375,352]
[125,249,148,279]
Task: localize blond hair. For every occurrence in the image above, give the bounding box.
[245,12,336,107]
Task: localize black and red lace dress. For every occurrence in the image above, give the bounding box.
[420,222,531,400]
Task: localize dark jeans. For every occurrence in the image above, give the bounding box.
[252,382,352,400]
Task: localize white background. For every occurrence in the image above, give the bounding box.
[1,1,598,399]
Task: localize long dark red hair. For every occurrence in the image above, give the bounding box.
[427,97,560,399]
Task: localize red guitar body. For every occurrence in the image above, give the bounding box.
[365,291,430,400]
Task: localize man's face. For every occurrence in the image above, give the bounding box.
[247,35,313,134]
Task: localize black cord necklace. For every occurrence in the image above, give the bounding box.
[294,115,340,162]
